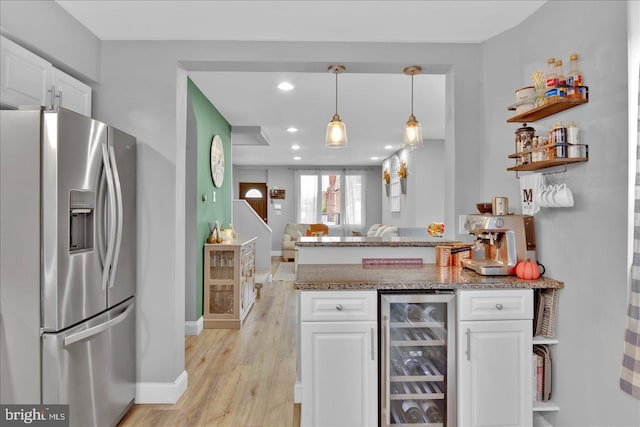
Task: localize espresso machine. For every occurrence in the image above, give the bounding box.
[461,214,537,275]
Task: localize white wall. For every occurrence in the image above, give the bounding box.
[0,0,100,82]
[382,140,445,228]
[185,92,198,324]
[232,200,272,273]
[481,1,639,425]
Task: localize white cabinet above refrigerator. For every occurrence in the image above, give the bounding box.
[1,35,92,116]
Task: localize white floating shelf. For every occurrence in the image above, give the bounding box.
[532,400,560,412]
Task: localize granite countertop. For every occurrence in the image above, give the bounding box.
[294,264,564,290]
[296,236,461,248]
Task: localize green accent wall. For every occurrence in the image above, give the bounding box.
[188,78,232,318]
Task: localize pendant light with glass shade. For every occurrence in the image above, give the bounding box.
[403,66,423,151]
[326,65,347,148]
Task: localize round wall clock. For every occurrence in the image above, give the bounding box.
[210,135,224,187]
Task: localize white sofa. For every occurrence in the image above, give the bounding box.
[282,223,329,261]
[364,224,399,237]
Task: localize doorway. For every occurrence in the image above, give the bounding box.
[239,182,268,223]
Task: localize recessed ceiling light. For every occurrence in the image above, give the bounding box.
[384,145,394,150]
[293,156,301,161]
[278,82,294,91]
[286,127,298,133]
[371,156,379,160]
[291,144,300,150]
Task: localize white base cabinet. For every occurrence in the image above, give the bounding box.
[457,289,533,427]
[1,36,91,116]
[300,291,377,427]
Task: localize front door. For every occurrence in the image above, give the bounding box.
[239,182,268,223]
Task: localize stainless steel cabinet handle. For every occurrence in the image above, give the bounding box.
[382,316,390,424]
[466,328,471,361]
[336,304,343,311]
[496,303,504,310]
[47,85,55,107]
[370,327,375,361]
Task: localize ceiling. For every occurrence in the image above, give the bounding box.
[56,0,546,166]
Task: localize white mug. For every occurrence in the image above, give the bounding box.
[543,184,559,207]
[537,184,549,208]
[552,183,574,207]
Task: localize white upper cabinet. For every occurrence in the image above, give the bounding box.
[1,36,50,108]
[0,36,92,116]
[51,68,92,117]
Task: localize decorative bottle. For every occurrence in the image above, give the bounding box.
[545,57,557,90]
[555,59,566,98]
[567,53,583,99]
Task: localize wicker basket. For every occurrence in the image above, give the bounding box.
[534,288,559,338]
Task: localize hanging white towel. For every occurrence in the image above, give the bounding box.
[620,74,640,399]
[519,173,543,215]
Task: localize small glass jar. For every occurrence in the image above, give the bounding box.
[516,124,535,165]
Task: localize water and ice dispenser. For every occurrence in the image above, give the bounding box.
[69,190,94,253]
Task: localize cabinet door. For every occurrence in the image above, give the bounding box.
[301,321,377,427]
[458,320,532,427]
[52,68,92,116]
[0,36,51,108]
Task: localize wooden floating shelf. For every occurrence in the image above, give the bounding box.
[507,88,589,123]
[507,157,588,172]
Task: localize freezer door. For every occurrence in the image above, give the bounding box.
[106,126,136,307]
[42,108,108,331]
[42,297,135,427]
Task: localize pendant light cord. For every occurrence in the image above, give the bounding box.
[410,71,415,116]
[335,69,339,115]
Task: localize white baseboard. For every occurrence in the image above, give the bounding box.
[294,380,302,404]
[136,370,188,404]
[185,316,203,336]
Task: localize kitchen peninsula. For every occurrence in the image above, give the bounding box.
[295,263,563,290]
[295,262,563,427]
[295,235,460,266]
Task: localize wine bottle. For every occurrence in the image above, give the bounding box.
[390,304,405,322]
[401,400,427,424]
[404,356,425,376]
[391,357,406,376]
[420,400,444,423]
[422,304,444,322]
[404,303,423,322]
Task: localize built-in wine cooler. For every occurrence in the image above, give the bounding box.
[380,292,456,427]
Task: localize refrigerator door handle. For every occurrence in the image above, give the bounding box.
[97,171,107,266]
[108,145,123,289]
[101,144,117,291]
[63,302,133,347]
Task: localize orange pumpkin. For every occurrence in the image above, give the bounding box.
[515,259,541,280]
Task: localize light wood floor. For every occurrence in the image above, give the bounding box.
[119,257,301,427]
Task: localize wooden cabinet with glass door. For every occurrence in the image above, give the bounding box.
[203,237,257,329]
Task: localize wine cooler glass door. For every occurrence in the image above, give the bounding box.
[380,293,456,427]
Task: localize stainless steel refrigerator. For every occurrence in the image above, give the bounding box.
[1,107,136,427]
[379,292,456,427]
